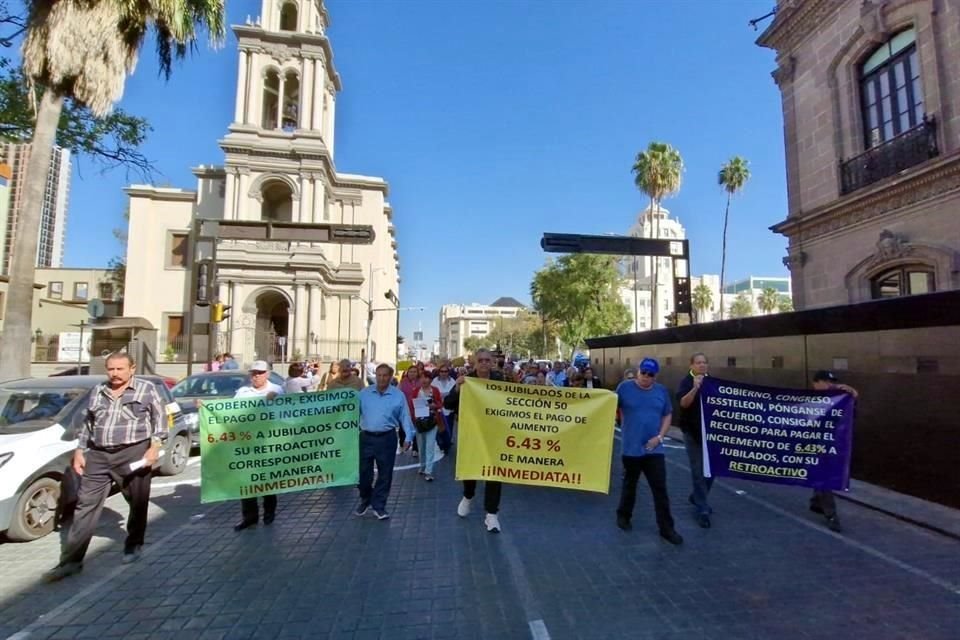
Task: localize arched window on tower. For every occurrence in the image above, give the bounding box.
[262,69,280,130]
[279,2,298,31]
[282,70,300,132]
[261,180,294,223]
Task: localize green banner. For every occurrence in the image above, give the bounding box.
[199,390,360,503]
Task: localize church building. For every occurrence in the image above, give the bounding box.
[123,0,400,367]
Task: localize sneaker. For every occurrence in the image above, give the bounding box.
[660,530,684,545]
[373,509,390,521]
[424,474,434,482]
[122,545,143,564]
[697,514,712,529]
[826,516,843,532]
[484,513,501,533]
[417,469,425,475]
[457,497,472,518]
[412,450,419,458]
[354,502,370,517]
[616,514,632,531]
[43,562,83,582]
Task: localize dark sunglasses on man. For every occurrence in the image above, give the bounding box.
[639,370,656,377]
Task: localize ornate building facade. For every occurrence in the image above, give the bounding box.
[124,0,400,366]
[759,0,960,309]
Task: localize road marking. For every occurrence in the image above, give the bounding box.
[613,429,960,597]
[4,515,206,640]
[499,531,552,640]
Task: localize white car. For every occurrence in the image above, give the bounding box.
[0,375,191,542]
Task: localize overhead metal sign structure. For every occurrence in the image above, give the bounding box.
[540,232,692,327]
[185,219,377,375]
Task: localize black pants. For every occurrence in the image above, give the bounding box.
[463,480,502,514]
[358,430,398,511]
[810,490,837,518]
[60,440,152,565]
[240,495,277,522]
[617,454,675,533]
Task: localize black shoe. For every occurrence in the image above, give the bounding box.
[660,530,684,545]
[354,502,370,517]
[233,519,257,531]
[825,516,842,532]
[616,514,632,531]
[697,514,712,529]
[263,512,275,525]
[809,503,825,515]
[44,562,83,583]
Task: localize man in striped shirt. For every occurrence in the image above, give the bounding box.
[45,352,166,582]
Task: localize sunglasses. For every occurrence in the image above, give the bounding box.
[251,370,267,375]
[639,370,656,377]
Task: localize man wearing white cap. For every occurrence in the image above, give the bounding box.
[233,360,284,531]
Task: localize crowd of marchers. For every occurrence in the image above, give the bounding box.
[43,348,856,582]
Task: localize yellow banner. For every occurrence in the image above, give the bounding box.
[456,377,617,493]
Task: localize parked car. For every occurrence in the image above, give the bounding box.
[171,370,285,429]
[49,366,178,389]
[0,375,195,542]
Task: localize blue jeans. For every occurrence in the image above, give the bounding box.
[415,427,438,475]
[684,436,714,515]
[358,430,398,511]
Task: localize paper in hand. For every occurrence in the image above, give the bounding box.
[413,397,430,419]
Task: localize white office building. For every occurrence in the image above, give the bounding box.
[439,297,525,358]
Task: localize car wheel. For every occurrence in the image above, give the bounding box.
[160,434,190,476]
[7,476,60,541]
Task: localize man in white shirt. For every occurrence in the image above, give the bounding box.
[546,361,567,387]
[234,361,285,531]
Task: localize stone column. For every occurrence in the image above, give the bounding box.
[305,284,314,359]
[234,50,248,123]
[236,169,250,220]
[325,94,336,153]
[223,170,236,220]
[226,281,237,354]
[298,173,310,223]
[301,58,314,130]
[276,73,285,131]
[312,61,325,135]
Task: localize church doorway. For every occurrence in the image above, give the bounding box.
[254,290,289,362]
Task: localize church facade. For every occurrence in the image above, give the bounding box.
[123,0,400,367]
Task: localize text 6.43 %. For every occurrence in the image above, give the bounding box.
[207,431,253,444]
[505,436,560,452]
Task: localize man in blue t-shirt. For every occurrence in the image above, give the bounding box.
[615,357,683,545]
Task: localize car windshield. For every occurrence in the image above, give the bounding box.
[0,385,86,429]
[172,374,250,398]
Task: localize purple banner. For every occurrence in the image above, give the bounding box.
[699,377,854,491]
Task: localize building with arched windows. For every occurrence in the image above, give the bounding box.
[123,0,400,367]
[758,0,960,309]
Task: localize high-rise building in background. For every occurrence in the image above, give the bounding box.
[0,143,71,273]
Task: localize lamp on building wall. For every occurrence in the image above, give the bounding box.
[32,328,42,343]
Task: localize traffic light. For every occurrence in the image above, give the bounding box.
[212,303,231,323]
[196,263,210,307]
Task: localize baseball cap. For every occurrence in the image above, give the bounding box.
[812,370,838,382]
[639,357,660,375]
[249,360,270,373]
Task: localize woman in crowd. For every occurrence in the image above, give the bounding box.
[583,366,602,389]
[431,361,457,454]
[319,361,339,391]
[407,371,445,481]
[284,362,315,393]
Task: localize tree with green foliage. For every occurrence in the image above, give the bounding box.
[530,254,631,359]
[632,141,683,330]
[0,0,225,380]
[778,296,794,313]
[717,156,750,319]
[692,283,714,323]
[463,335,492,354]
[758,287,781,314]
[729,293,754,319]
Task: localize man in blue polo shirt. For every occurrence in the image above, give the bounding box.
[615,357,683,545]
[355,363,415,521]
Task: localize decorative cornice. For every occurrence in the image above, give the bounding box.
[124,186,197,202]
[771,152,960,242]
[757,0,842,54]
[782,251,807,271]
[233,25,342,91]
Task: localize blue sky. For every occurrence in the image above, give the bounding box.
[60,0,785,346]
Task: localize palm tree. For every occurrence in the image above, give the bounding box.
[632,142,683,331]
[778,296,794,313]
[717,156,750,320]
[0,1,225,379]
[691,283,714,323]
[758,287,780,314]
[729,293,753,319]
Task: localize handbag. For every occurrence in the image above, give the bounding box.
[414,415,436,433]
